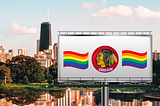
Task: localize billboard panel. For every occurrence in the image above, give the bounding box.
[58,35,152,82]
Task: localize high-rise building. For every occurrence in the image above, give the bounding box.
[153,50,160,61]
[53,43,58,64]
[39,8,52,51]
[37,39,40,54]
[39,22,52,51]
[0,46,4,53]
[8,46,14,58]
[18,47,27,56]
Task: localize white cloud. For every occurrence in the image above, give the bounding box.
[100,0,107,5]
[135,6,160,22]
[92,5,133,18]
[6,23,37,35]
[82,2,94,9]
[82,0,107,9]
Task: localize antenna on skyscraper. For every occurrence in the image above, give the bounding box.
[48,9,49,22]
[43,6,44,22]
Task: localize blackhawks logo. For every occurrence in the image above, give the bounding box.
[92,46,119,73]
[96,49,117,68]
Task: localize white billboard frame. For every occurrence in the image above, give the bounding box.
[58,31,152,83]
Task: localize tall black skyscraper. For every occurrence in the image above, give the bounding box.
[39,22,52,51]
[39,8,52,51]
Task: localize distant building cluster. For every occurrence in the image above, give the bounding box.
[0,46,28,63]
[0,46,13,63]
[109,99,154,106]
[34,88,95,106]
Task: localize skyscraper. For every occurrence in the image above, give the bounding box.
[39,22,52,51]
[39,8,52,51]
[18,47,27,56]
[53,43,58,61]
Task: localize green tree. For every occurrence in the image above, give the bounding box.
[0,65,12,83]
[6,55,45,83]
[47,64,58,83]
[23,75,29,84]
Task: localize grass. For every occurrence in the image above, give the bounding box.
[28,83,49,88]
[1,83,101,91]
[2,83,50,89]
[3,83,160,92]
[110,86,160,92]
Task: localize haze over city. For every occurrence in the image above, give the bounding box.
[1,0,160,56]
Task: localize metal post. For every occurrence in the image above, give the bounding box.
[5,76,6,84]
[101,82,109,106]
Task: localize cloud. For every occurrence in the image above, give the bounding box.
[6,23,37,35]
[135,6,160,22]
[100,0,107,5]
[82,0,107,9]
[92,5,133,18]
[82,2,94,9]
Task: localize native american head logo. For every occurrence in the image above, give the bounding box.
[96,49,117,68]
[92,46,119,73]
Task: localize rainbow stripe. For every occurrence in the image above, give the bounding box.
[122,50,147,69]
[63,51,89,69]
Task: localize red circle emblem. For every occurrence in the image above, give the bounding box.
[92,46,119,73]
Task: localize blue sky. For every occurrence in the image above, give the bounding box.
[1,0,160,56]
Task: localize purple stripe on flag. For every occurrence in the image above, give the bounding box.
[122,63,147,69]
[64,64,88,69]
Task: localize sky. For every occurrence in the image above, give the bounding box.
[1,0,160,56]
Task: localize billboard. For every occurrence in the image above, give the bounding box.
[58,35,152,82]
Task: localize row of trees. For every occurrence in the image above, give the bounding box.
[1,55,160,85]
[0,55,57,84]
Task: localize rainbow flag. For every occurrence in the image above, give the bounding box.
[63,51,89,69]
[122,50,147,69]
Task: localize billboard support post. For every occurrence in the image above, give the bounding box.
[102,82,109,106]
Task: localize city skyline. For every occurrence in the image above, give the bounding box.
[1,0,160,56]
